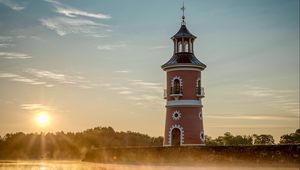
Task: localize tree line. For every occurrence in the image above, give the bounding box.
[205,128,300,146]
[0,127,299,159]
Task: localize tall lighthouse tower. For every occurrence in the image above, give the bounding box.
[162,5,206,146]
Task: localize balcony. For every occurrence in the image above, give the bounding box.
[170,86,183,96]
[196,87,205,98]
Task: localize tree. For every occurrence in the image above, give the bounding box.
[220,132,252,146]
[253,134,274,145]
[279,129,300,144]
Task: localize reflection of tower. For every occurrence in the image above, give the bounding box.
[162,4,206,146]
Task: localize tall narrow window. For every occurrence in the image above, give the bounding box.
[174,79,180,94]
[196,79,201,95]
[184,41,189,52]
[171,76,183,95]
[178,42,182,52]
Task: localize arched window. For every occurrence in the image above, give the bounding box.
[178,41,182,52]
[174,79,180,94]
[171,76,183,95]
[184,41,189,52]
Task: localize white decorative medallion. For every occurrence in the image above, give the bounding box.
[200,131,205,142]
[198,111,202,120]
[172,110,181,121]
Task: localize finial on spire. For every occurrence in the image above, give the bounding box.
[180,2,186,25]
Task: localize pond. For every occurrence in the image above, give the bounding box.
[0,161,297,170]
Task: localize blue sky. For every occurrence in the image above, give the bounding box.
[0,0,299,141]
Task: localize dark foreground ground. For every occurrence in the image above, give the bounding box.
[83,145,299,167]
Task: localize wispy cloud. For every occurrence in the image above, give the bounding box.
[0,69,96,89]
[40,17,108,36]
[119,91,133,95]
[0,36,12,41]
[243,85,299,115]
[0,43,15,48]
[243,86,294,97]
[130,80,163,93]
[148,45,170,50]
[21,104,51,111]
[26,68,66,81]
[0,52,32,59]
[115,70,130,73]
[206,114,297,120]
[0,73,48,86]
[46,0,111,19]
[109,87,130,91]
[55,6,111,19]
[42,0,111,37]
[97,44,127,51]
[0,0,25,11]
[26,68,96,88]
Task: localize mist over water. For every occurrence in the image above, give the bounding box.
[0,161,297,170]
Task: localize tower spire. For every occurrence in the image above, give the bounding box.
[181,2,186,25]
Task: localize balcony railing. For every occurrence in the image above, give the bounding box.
[170,86,183,96]
[163,89,167,99]
[196,87,205,97]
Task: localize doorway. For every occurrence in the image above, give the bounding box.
[171,128,181,146]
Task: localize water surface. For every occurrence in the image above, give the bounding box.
[0,161,297,170]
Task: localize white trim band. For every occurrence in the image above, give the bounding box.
[166,67,202,72]
[166,100,202,107]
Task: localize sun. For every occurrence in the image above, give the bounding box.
[35,112,50,126]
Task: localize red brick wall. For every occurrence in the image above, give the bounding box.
[164,69,204,146]
[166,70,201,100]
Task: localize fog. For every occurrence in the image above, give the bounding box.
[0,161,297,170]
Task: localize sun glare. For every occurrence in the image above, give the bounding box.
[36,112,50,126]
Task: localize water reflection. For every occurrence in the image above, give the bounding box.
[0,161,298,170]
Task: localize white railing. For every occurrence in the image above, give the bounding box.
[196,87,205,97]
[163,89,167,99]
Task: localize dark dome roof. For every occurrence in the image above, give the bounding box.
[172,24,196,39]
[161,52,206,70]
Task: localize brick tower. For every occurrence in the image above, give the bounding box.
[162,5,206,146]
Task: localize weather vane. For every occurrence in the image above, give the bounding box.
[181,2,186,25]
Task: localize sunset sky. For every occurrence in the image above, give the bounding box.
[0,0,299,142]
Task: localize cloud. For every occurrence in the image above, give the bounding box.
[130,80,163,93]
[109,87,130,90]
[97,44,127,51]
[243,86,295,97]
[26,68,65,81]
[26,68,96,88]
[119,91,132,95]
[148,45,170,50]
[55,6,111,19]
[0,43,15,48]
[21,104,51,111]
[0,36,12,41]
[127,96,143,101]
[42,0,111,37]
[0,52,32,59]
[0,69,96,89]
[243,85,299,115]
[46,0,111,19]
[40,17,109,36]
[0,36,16,48]
[0,0,25,11]
[0,73,47,86]
[206,114,297,120]
[115,70,130,73]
